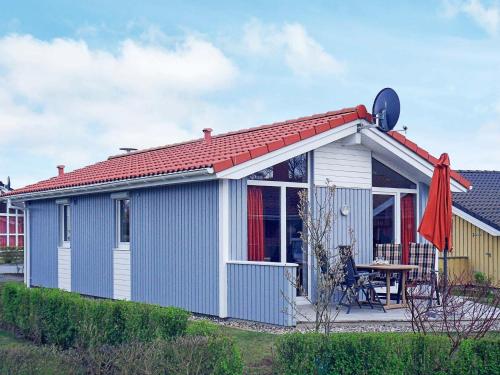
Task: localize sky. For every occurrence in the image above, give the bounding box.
[0,0,500,188]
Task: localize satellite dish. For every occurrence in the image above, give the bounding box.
[372,88,400,132]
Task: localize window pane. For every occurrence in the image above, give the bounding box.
[9,217,16,233]
[401,193,416,264]
[18,235,24,248]
[8,235,16,247]
[0,235,6,247]
[0,216,6,234]
[373,194,395,246]
[120,200,130,243]
[63,205,71,242]
[248,154,308,182]
[0,202,6,213]
[247,186,280,262]
[372,159,416,189]
[286,188,307,296]
[17,216,24,235]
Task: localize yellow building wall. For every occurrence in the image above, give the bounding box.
[447,214,500,284]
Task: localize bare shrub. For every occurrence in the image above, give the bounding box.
[284,181,349,334]
[407,271,500,355]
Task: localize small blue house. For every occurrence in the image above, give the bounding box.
[2,105,470,326]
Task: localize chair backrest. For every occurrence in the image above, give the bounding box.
[375,243,401,265]
[408,242,436,281]
[339,245,357,287]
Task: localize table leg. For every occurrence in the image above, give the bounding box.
[386,272,391,307]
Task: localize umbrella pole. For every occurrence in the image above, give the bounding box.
[443,238,448,288]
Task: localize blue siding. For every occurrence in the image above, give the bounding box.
[29,200,58,288]
[71,194,114,298]
[131,181,219,316]
[318,187,373,264]
[227,263,296,326]
[311,187,372,302]
[229,179,247,260]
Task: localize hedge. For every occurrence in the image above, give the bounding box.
[0,335,243,375]
[0,282,190,348]
[275,332,500,375]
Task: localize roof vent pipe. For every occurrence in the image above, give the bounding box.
[203,128,213,144]
[57,165,65,176]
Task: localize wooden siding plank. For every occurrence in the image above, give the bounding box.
[130,182,219,316]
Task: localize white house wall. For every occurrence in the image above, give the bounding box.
[314,142,372,188]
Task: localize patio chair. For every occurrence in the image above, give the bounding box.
[404,242,440,305]
[337,246,386,314]
[373,243,403,303]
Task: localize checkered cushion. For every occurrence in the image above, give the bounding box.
[408,242,436,281]
[374,243,401,264]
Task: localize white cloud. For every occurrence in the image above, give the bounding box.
[0,34,238,183]
[242,19,344,77]
[442,0,500,36]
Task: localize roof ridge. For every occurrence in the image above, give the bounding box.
[108,106,359,160]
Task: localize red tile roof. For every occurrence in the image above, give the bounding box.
[2,104,470,197]
[388,131,472,189]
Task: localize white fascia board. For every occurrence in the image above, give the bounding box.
[216,121,360,179]
[361,128,468,193]
[452,206,500,237]
[7,168,215,202]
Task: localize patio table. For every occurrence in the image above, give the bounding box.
[357,264,419,309]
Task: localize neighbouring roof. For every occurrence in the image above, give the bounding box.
[2,104,471,197]
[453,170,500,232]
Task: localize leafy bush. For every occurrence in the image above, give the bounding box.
[0,336,243,375]
[0,282,190,348]
[186,320,219,337]
[275,332,500,375]
[452,338,500,375]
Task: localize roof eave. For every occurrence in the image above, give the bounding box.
[2,168,215,202]
[452,203,500,236]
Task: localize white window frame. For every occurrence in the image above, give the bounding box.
[115,199,131,251]
[372,186,419,245]
[246,153,311,299]
[59,204,71,249]
[0,202,24,248]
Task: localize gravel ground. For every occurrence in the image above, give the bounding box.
[190,314,417,334]
[192,314,500,334]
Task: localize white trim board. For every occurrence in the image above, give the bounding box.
[218,179,229,318]
[452,206,500,237]
[216,121,360,180]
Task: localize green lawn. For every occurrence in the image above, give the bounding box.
[220,326,277,374]
[0,329,24,346]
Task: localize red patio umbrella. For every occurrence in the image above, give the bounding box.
[418,153,453,284]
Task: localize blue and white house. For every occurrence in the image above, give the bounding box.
[1,105,470,326]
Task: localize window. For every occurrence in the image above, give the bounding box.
[248,186,280,262]
[59,204,71,247]
[246,154,309,296]
[372,157,418,264]
[248,153,307,182]
[372,158,417,189]
[116,199,130,249]
[0,201,24,249]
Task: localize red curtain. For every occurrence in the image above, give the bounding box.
[401,194,416,264]
[248,187,265,261]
